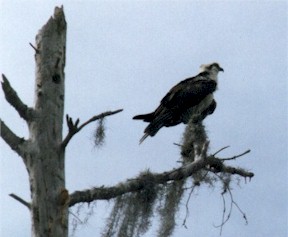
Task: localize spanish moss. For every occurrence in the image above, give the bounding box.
[93,117,105,148]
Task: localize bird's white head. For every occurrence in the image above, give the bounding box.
[199,62,224,81]
[199,62,224,73]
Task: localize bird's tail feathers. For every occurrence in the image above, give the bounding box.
[139,133,149,145]
[133,112,154,122]
[138,111,173,144]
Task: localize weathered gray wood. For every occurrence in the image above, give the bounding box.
[25,6,68,237]
[0,119,26,156]
[1,74,35,121]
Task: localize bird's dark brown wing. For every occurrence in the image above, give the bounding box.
[160,76,217,111]
[133,73,218,143]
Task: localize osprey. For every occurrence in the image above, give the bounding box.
[133,62,224,144]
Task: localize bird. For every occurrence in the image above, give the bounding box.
[133,62,224,144]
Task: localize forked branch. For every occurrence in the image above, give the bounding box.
[62,109,123,148]
[1,74,35,121]
[214,186,248,235]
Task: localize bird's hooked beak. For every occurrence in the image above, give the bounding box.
[219,67,224,72]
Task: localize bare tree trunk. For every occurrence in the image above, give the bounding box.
[14,7,67,237]
[27,7,67,237]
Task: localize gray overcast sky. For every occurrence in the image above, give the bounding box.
[1,1,287,237]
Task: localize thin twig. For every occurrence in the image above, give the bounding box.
[220,191,227,235]
[213,186,233,235]
[220,149,251,161]
[9,193,31,209]
[69,210,84,224]
[213,146,230,156]
[29,42,40,54]
[229,188,248,225]
[182,185,196,228]
[214,184,248,235]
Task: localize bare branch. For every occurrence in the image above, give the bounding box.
[69,155,254,207]
[213,146,230,156]
[220,149,251,161]
[231,192,248,225]
[220,165,254,178]
[0,119,26,157]
[9,193,31,210]
[205,157,254,178]
[1,74,35,121]
[77,109,123,131]
[62,109,123,148]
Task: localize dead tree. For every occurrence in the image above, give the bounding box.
[0,7,254,237]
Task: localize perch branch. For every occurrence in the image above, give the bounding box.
[1,74,35,121]
[62,109,123,148]
[9,193,31,210]
[0,119,26,157]
[69,155,254,207]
